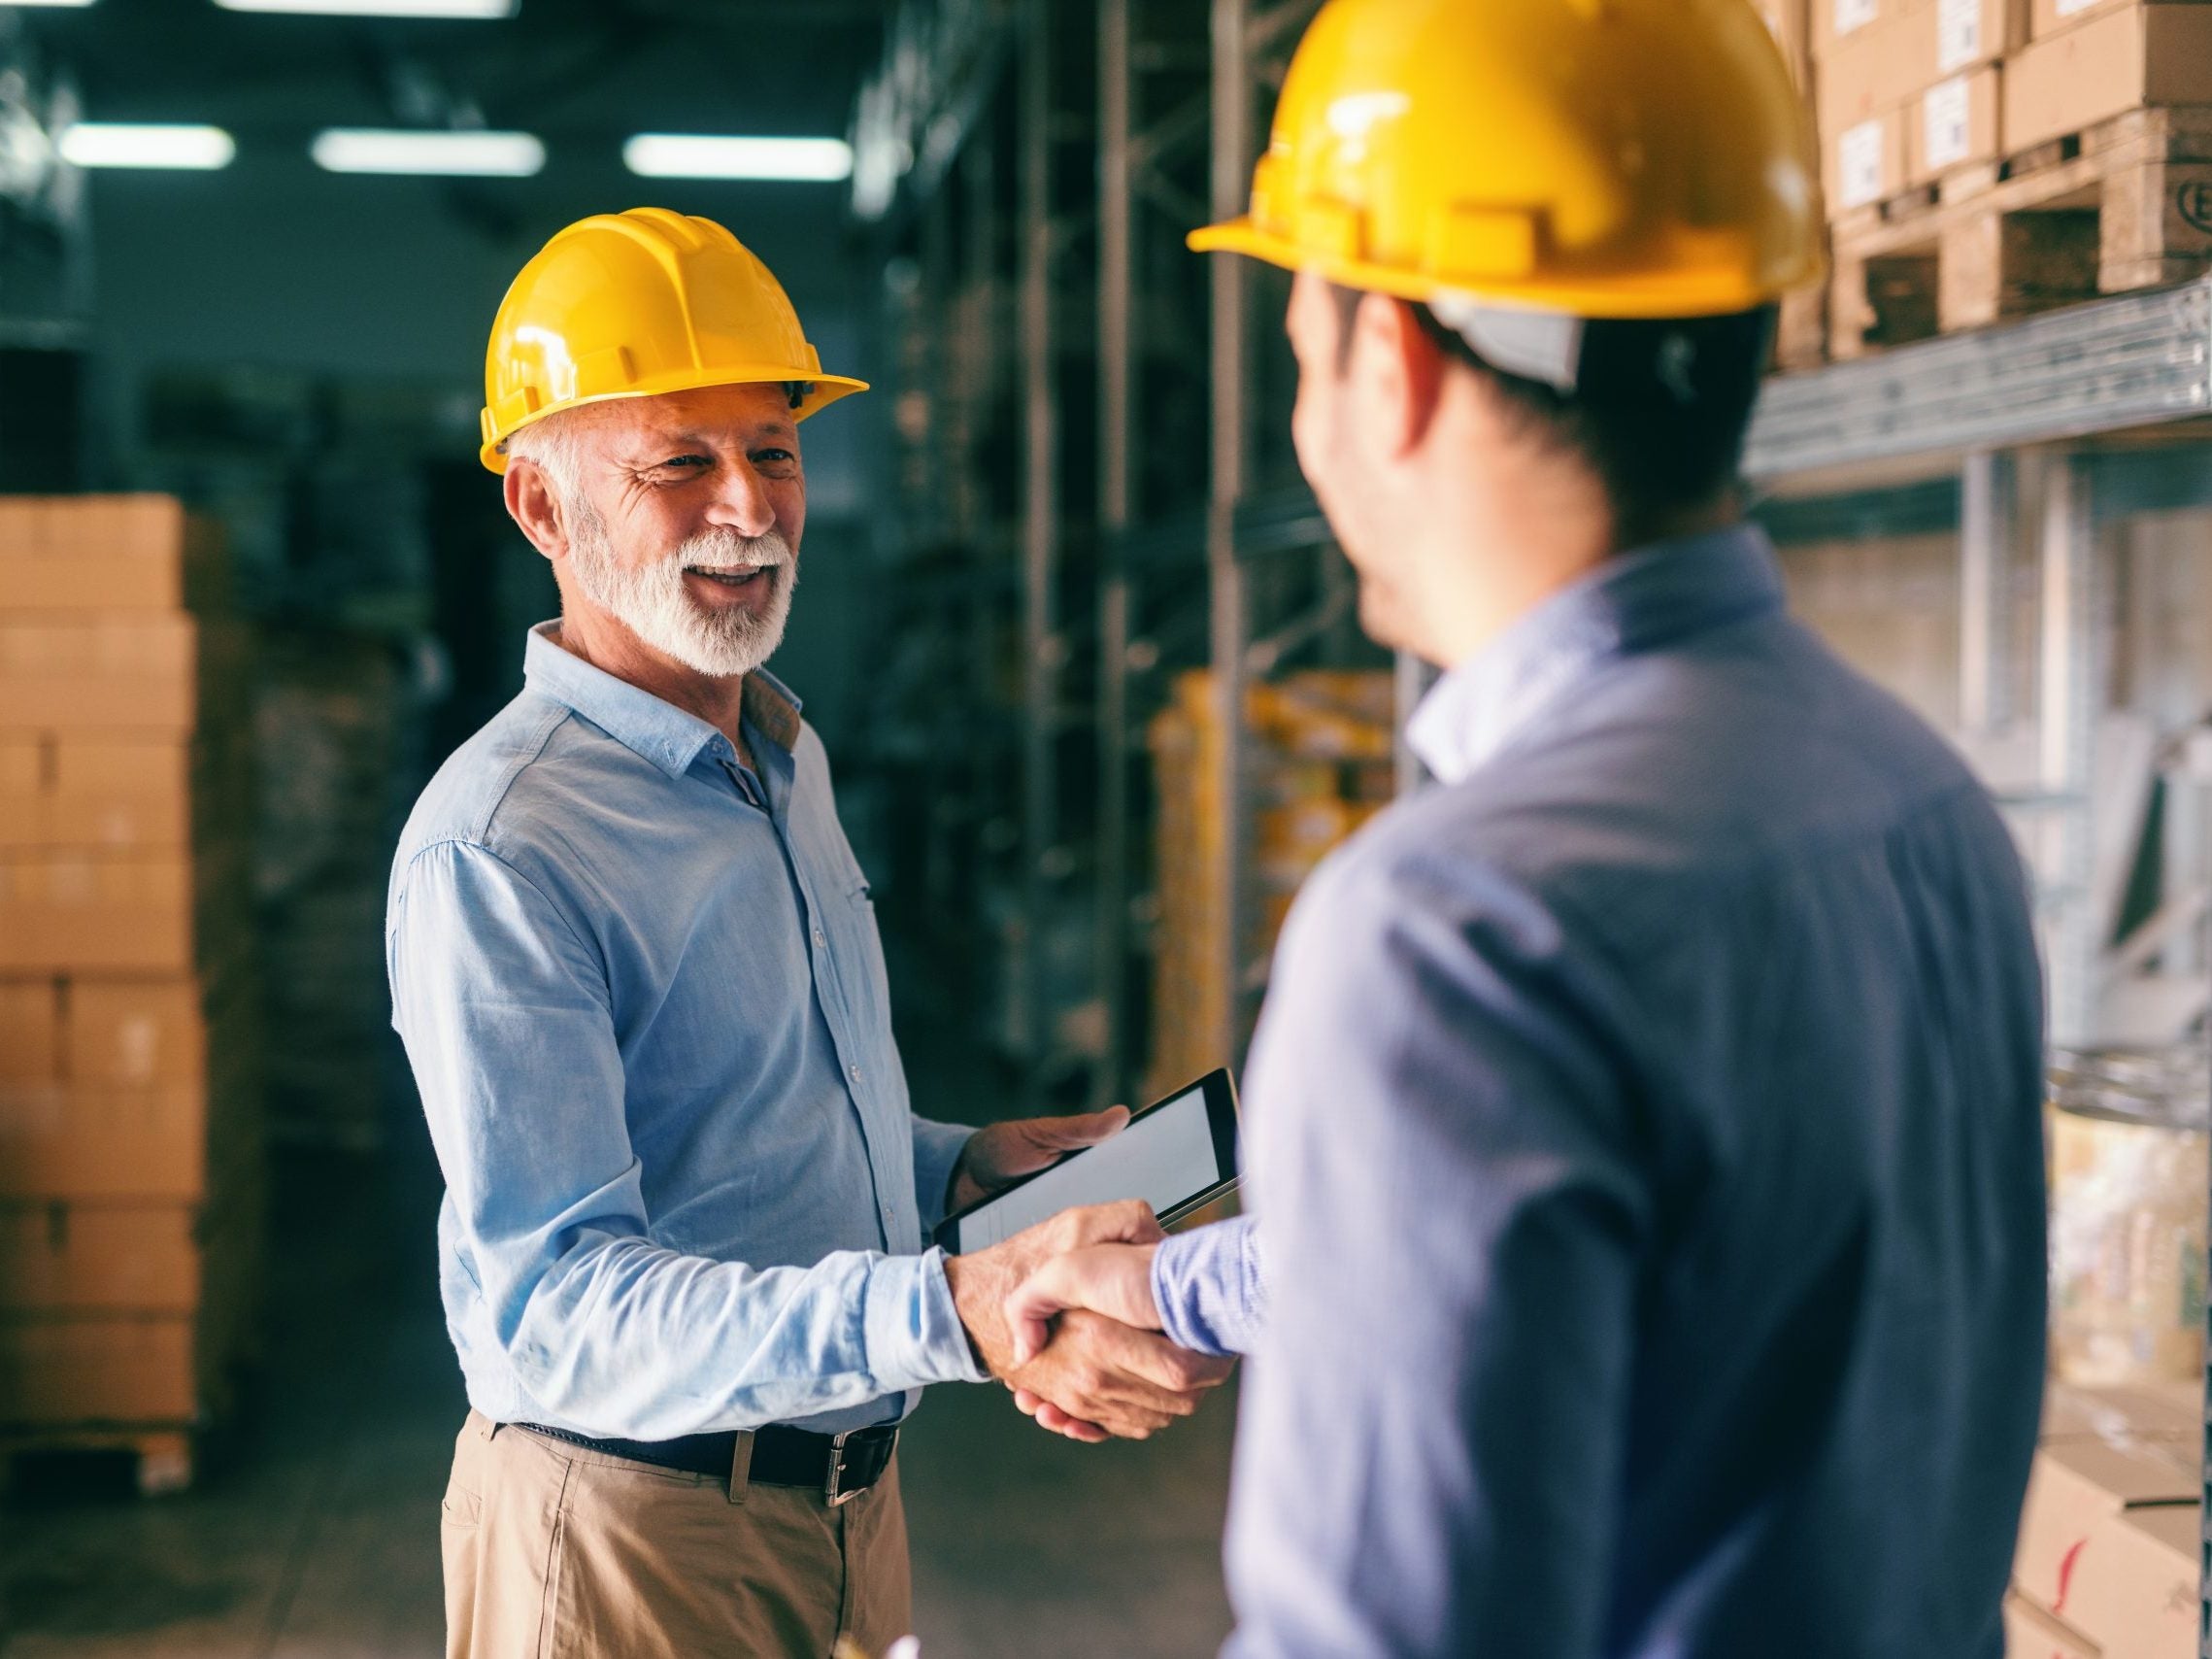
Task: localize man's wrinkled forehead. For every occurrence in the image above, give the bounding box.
[595,384,800,453]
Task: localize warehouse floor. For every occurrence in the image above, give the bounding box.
[0,940,1238,1658]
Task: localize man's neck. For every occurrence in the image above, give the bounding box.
[1425,488,1745,667]
[553,605,750,756]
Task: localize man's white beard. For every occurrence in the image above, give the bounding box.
[564,499,796,679]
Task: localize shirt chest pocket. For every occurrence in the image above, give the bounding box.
[817,875,896,1055]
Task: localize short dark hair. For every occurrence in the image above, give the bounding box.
[1329,284,1773,539]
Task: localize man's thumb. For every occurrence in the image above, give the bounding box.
[1005,1258,1076,1365]
[1041,1104,1129,1147]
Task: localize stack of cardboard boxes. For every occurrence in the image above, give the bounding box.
[1145,669,1394,1097]
[0,496,262,1487]
[2006,1381,2201,1658]
[1809,0,2212,354]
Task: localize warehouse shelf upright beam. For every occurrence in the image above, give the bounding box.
[1959,451,2018,740]
[1097,0,1136,1110]
[1018,0,1060,1086]
[1208,0,1257,1073]
[1093,0,1219,1104]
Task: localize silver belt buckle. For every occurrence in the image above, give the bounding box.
[822,1427,894,1507]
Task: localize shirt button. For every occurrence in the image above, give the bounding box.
[813,928,826,948]
[850,1064,862,1082]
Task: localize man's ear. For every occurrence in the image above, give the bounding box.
[504,460,567,562]
[1349,291,1446,458]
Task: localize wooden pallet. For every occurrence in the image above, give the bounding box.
[0,1425,198,1496]
[1774,284,1830,373]
[1827,105,2212,359]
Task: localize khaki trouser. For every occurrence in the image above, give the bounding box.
[440,1411,913,1658]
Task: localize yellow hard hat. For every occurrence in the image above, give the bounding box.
[1190,0,1824,322]
[479,207,867,473]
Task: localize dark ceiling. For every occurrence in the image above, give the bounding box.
[24,0,894,153]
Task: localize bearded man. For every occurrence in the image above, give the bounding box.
[386,209,1228,1659]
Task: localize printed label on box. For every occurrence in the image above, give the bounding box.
[1839,120,1887,209]
[1937,0,1981,71]
[1925,76,1973,171]
[2056,0,2097,14]
[1834,0,1878,36]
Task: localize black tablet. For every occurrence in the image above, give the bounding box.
[933,1069,1240,1254]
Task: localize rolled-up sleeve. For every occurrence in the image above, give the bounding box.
[1153,1214,1267,1357]
[1223,847,1648,1659]
[388,838,985,1441]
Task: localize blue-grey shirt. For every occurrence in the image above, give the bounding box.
[1160,526,2047,1659]
[386,624,986,1441]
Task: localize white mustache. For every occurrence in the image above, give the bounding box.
[673,529,792,574]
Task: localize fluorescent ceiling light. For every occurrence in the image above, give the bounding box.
[214,0,516,17]
[59,123,236,170]
[311,128,543,176]
[8,2,100,9]
[623,134,854,183]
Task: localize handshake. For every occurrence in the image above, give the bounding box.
[943,1197,1233,1442]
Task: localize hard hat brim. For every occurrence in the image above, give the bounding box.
[1187,217,1825,322]
[481,366,870,474]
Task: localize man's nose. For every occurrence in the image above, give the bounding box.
[704,461,778,538]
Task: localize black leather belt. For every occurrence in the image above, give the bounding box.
[516,1420,897,1507]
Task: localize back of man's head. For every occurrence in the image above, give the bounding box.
[1332,284,1773,546]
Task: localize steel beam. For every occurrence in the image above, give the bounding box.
[1210,0,1255,1067]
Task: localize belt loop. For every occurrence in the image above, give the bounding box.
[726,1430,755,1506]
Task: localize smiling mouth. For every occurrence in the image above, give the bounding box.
[685,566,775,590]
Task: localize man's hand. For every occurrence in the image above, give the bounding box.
[1005,1241,1163,1365]
[944,1201,1229,1441]
[1005,1238,1232,1442]
[946,1106,1130,1216]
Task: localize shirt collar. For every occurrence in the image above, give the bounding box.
[522,622,804,779]
[1406,523,1785,786]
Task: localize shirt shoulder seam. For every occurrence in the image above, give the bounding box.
[465,694,574,845]
[395,834,605,977]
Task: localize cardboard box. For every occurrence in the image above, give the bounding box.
[0,1079,213,1200]
[1829,108,1913,210]
[0,857,195,973]
[0,972,227,1091]
[2060,1503,2199,1657]
[0,977,58,1085]
[2002,1593,2100,1659]
[2014,1433,2198,1608]
[1819,0,2022,124]
[1937,0,2029,70]
[0,1202,205,1311]
[1818,11,1937,134]
[2031,0,2212,42]
[1912,66,2004,181]
[0,615,199,733]
[2007,3,2212,152]
[1818,0,1907,52]
[69,979,209,1088]
[0,1317,200,1424]
[0,735,196,853]
[0,496,218,615]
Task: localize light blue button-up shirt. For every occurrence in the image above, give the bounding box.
[386,624,986,1441]
[1158,525,2047,1659]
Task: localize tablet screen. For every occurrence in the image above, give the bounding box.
[949,1081,1224,1252]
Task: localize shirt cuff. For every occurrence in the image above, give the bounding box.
[910,1116,977,1232]
[863,1245,989,1393]
[1152,1215,1267,1359]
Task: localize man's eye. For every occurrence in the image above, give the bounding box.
[753,449,795,464]
[662,456,710,471]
